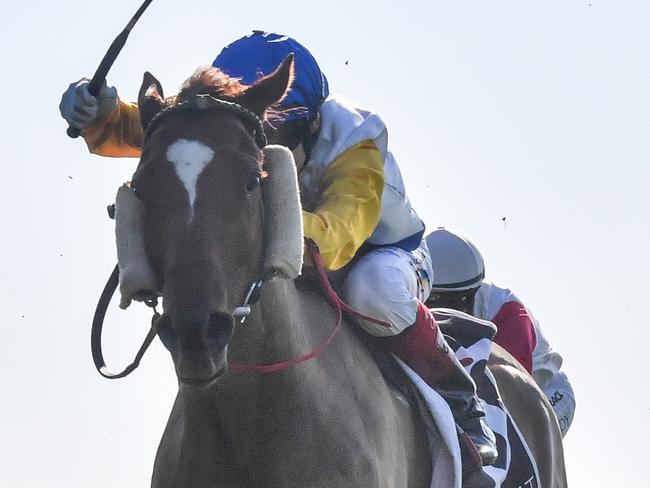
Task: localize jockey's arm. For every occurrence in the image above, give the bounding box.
[303,140,384,271]
[495,294,576,437]
[532,329,575,436]
[492,301,537,373]
[82,100,144,157]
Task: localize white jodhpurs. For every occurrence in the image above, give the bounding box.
[342,242,433,337]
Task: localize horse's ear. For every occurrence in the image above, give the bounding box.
[138,71,166,131]
[240,54,295,117]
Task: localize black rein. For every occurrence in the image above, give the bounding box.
[91,264,160,379]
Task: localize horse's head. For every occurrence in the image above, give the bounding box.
[127,56,301,385]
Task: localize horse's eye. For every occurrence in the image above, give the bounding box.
[246,175,261,194]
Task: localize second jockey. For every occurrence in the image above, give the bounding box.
[425,227,576,436]
[60,31,498,464]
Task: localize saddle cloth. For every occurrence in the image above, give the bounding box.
[397,309,541,488]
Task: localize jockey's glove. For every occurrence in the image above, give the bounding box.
[59,78,118,130]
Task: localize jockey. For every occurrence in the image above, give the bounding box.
[425,227,576,437]
[59,31,498,464]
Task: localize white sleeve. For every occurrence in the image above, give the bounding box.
[542,371,576,437]
[530,319,564,389]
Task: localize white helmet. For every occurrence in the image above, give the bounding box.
[425,227,485,292]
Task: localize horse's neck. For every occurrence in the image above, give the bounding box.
[228,277,325,366]
[156,279,436,487]
[171,278,339,476]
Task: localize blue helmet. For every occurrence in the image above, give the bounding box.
[212,31,329,121]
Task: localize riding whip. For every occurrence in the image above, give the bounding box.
[66,0,155,138]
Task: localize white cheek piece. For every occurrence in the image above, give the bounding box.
[261,145,304,280]
[114,183,159,309]
[232,145,304,324]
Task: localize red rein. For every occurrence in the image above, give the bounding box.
[228,240,392,374]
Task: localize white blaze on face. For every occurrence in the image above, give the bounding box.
[166,139,215,221]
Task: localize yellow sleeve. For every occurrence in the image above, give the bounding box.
[81,100,143,158]
[303,140,384,271]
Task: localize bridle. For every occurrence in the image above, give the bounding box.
[144,93,268,148]
[144,93,271,323]
[143,93,278,324]
[92,241,392,378]
[92,93,268,379]
[91,94,392,379]
[90,263,269,379]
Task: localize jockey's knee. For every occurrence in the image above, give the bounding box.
[342,254,418,337]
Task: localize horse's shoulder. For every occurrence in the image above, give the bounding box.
[488,343,541,396]
[488,343,526,374]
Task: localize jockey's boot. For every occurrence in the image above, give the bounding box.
[386,301,498,467]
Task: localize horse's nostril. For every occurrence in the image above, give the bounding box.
[156,314,177,352]
[206,312,235,350]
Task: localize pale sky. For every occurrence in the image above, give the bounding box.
[1,1,648,486]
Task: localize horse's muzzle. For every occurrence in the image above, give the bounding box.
[157,311,234,386]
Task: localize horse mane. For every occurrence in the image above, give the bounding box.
[176,65,247,102]
[175,65,287,123]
